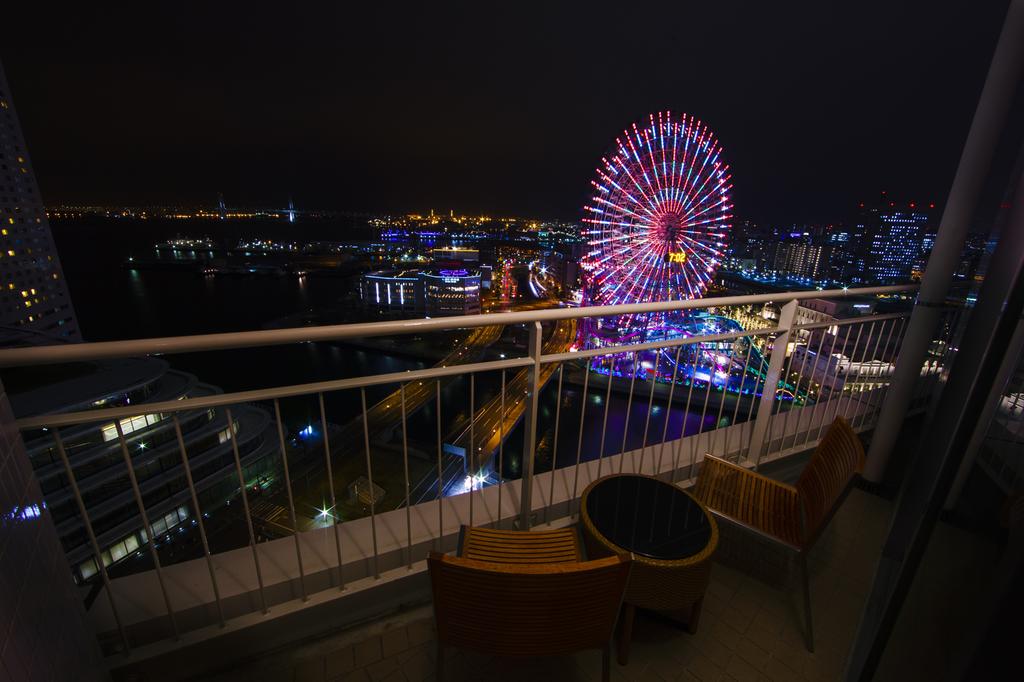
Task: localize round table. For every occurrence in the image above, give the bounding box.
[580,473,718,664]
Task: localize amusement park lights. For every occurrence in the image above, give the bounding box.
[581,111,732,341]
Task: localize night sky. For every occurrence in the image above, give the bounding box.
[2,2,1010,222]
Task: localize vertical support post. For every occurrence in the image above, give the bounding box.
[655,345,683,475]
[360,388,380,578]
[51,429,131,654]
[401,384,412,568]
[469,374,475,527]
[317,393,345,590]
[864,0,1024,483]
[171,416,225,627]
[226,407,268,614]
[273,399,307,602]
[749,300,798,466]
[113,420,179,639]
[435,381,444,550]
[571,358,592,517]
[498,369,506,525]
[545,364,564,524]
[519,321,542,530]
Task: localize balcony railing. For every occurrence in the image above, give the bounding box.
[0,284,962,664]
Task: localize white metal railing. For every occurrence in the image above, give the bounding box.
[0,283,962,661]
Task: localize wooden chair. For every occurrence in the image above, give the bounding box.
[458,524,583,564]
[693,416,865,651]
[428,552,631,682]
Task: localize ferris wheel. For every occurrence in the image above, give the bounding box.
[581,112,732,342]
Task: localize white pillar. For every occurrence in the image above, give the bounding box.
[750,299,798,466]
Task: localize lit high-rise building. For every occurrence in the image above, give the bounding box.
[855,193,934,284]
[0,63,80,344]
[772,241,833,281]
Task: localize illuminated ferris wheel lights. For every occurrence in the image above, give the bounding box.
[581,112,731,343]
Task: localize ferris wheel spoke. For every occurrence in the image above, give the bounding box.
[593,196,649,222]
[681,159,728,220]
[604,242,663,303]
[676,123,705,214]
[681,195,732,226]
[680,144,718,214]
[596,169,657,219]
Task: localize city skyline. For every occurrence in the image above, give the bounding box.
[2,2,1008,222]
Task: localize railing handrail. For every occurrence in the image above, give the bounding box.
[15,356,535,429]
[0,285,917,368]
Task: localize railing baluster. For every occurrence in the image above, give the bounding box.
[725,341,754,460]
[831,321,864,432]
[676,349,701,482]
[360,388,380,578]
[695,346,714,461]
[767,334,801,459]
[743,348,767,459]
[596,352,614,480]
[783,326,813,452]
[498,369,506,525]
[796,324,829,450]
[637,350,659,473]
[52,429,131,654]
[843,319,876,425]
[819,320,856,441]
[435,382,444,550]
[469,373,475,527]
[225,406,267,614]
[798,321,839,448]
[856,319,889,431]
[520,321,542,530]
[545,363,564,524]
[711,344,731,457]
[113,420,179,638]
[884,316,910,411]
[317,392,344,590]
[273,399,307,602]
[571,358,592,517]
[808,323,842,445]
[618,352,639,474]
[841,323,868,422]
[171,415,224,627]
[870,317,902,426]
[401,384,412,569]
[656,345,684,476]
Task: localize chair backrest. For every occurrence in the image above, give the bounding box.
[796,416,865,544]
[428,552,631,658]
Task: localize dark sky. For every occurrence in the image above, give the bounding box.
[2,2,1010,222]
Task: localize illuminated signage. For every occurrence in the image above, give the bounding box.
[667,251,688,264]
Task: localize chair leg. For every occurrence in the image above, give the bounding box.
[687,597,704,634]
[436,641,444,681]
[799,552,814,652]
[617,603,635,665]
[602,643,611,682]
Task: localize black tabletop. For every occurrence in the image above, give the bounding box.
[585,475,712,561]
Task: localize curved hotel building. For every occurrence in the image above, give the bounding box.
[11,358,279,581]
